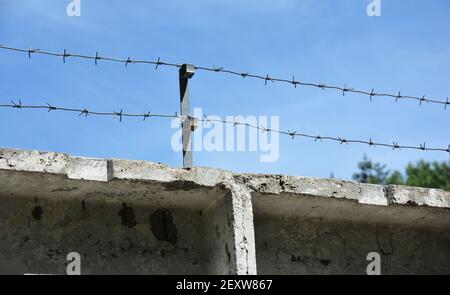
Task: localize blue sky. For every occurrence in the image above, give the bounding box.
[0,0,449,180]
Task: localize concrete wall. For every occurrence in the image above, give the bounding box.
[0,148,448,274]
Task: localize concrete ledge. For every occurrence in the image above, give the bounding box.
[1,147,448,210]
[0,147,449,274]
[236,173,449,208]
[0,148,68,174]
[386,185,450,208]
[67,157,109,182]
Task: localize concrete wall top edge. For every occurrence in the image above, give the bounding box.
[236,174,450,209]
[0,147,449,209]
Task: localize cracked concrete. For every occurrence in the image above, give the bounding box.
[0,147,449,274]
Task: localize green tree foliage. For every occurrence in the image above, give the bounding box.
[404,160,450,190]
[352,155,389,184]
[386,170,404,185]
[353,155,450,191]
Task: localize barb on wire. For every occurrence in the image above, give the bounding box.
[420,95,427,106]
[155,57,161,70]
[46,103,56,112]
[203,113,212,126]
[62,49,69,63]
[114,109,123,122]
[264,74,271,86]
[288,130,297,139]
[125,57,133,67]
[396,91,402,103]
[292,76,299,88]
[95,52,100,66]
[338,137,348,145]
[79,108,89,117]
[143,111,151,121]
[10,99,22,108]
[1,44,448,108]
[28,48,39,59]
[369,89,375,102]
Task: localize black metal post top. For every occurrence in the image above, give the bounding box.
[179,64,196,79]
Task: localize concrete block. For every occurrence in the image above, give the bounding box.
[0,147,448,274]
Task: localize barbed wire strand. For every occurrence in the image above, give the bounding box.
[1,101,448,154]
[1,45,449,108]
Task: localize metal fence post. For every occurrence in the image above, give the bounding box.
[179,64,196,168]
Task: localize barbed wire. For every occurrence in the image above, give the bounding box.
[0,100,175,122]
[1,44,449,109]
[1,100,448,154]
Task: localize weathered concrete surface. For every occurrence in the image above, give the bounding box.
[0,147,449,274]
[238,174,450,274]
[0,148,256,275]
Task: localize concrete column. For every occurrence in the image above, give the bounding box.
[225,182,257,275]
